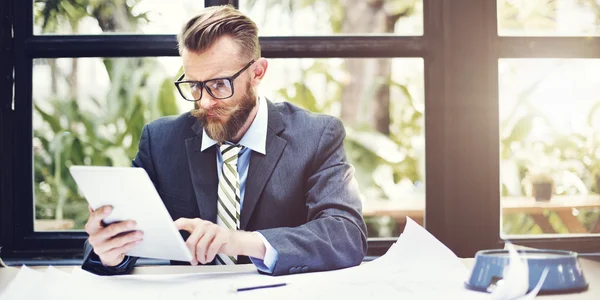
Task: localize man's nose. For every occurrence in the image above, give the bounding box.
[197,91,217,110]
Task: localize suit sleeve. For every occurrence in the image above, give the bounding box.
[257,117,368,276]
[81,124,155,275]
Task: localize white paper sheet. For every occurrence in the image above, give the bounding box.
[0,266,43,300]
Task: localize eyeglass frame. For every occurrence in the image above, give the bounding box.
[174,59,255,102]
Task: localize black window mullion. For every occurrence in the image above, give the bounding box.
[260,36,426,58]
[26,35,180,58]
[25,35,427,59]
[205,0,237,7]
[0,0,15,256]
[8,0,34,256]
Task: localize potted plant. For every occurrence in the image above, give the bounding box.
[527,170,554,202]
[520,142,558,201]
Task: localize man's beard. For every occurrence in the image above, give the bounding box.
[191,83,257,143]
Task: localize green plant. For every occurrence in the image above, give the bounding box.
[33,0,180,229]
[551,101,600,194]
[33,58,180,229]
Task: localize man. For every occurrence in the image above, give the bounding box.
[82,5,367,276]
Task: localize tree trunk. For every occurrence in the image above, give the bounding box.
[93,0,133,32]
[68,58,78,100]
[339,0,409,135]
[374,58,391,134]
[49,59,58,96]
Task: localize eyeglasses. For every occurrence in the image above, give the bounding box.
[174,60,255,102]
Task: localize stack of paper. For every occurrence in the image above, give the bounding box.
[0,218,541,299]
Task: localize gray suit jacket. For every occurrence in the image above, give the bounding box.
[83,100,367,276]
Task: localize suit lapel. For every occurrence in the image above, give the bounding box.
[185,119,218,223]
[240,100,287,230]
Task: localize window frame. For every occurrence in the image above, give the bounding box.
[1,0,599,261]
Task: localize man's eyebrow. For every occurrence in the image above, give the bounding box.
[184,69,237,82]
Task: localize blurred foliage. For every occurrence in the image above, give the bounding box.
[33,0,179,229]
[34,58,179,228]
[34,0,148,33]
[33,0,600,237]
[498,0,600,35]
[497,0,600,234]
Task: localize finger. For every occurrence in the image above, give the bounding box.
[94,230,143,254]
[92,206,113,224]
[196,227,218,264]
[88,220,132,249]
[206,231,228,263]
[84,206,113,235]
[88,206,113,228]
[186,226,205,266]
[103,239,143,266]
[174,218,195,233]
[95,220,137,241]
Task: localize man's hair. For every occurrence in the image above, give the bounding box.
[177,5,260,60]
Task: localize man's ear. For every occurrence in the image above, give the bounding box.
[251,58,268,86]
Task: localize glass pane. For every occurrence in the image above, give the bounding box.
[498,0,600,36]
[260,58,425,237]
[239,0,423,36]
[34,0,204,35]
[33,57,186,231]
[499,59,600,237]
[33,57,425,236]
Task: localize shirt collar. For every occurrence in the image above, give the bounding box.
[200,96,268,155]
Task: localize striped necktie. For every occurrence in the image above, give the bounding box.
[216,144,243,265]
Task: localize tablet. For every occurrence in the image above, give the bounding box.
[70,166,193,262]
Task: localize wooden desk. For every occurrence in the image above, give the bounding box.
[1,260,599,298]
[362,195,600,234]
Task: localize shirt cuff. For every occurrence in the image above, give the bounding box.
[249,232,278,274]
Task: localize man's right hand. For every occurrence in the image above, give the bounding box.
[85,205,143,267]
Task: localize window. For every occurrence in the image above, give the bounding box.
[33,57,185,231]
[498,0,600,36]
[496,0,600,252]
[34,0,205,34]
[499,58,600,237]
[3,0,600,262]
[239,0,423,36]
[256,58,425,237]
[32,56,425,239]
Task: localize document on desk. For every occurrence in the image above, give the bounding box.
[2,218,498,299]
[0,266,77,300]
[254,217,489,300]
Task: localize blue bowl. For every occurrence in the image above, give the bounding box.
[465,249,588,294]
